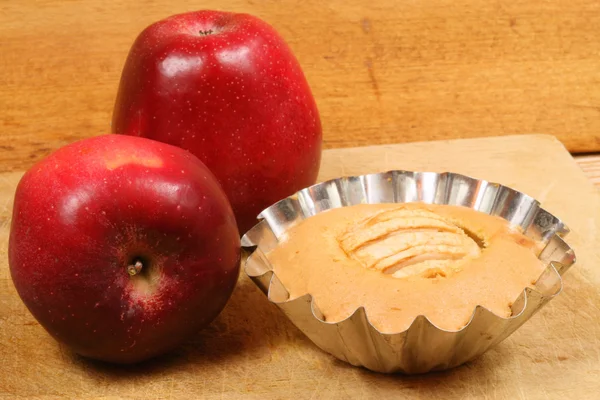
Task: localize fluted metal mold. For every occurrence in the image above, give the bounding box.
[241,171,576,374]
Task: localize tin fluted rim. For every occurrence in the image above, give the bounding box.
[241,171,576,373]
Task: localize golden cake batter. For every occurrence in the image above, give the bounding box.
[266,203,546,333]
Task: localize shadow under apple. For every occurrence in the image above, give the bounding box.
[69,273,312,378]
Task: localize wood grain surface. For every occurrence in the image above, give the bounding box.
[1,134,599,399]
[575,154,600,187]
[2,0,600,173]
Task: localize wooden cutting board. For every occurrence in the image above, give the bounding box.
[1,134,599,399]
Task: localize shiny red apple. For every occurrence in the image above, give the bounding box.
[112,10,322,233]
[8,135,240,363]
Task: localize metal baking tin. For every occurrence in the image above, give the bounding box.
[241,171,576,374]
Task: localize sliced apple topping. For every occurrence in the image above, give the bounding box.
[337,207,483,279]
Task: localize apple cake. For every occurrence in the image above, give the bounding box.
[266,203,546,333]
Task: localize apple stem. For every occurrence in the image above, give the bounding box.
[127,260,143,276]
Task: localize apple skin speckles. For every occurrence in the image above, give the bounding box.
[8,134,241,364]
[112,10,322,234]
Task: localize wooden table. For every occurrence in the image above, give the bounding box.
[2,0,600,172]
[1,1,600,398]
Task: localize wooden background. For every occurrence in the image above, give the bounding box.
[2,0,600,173]
[2,1,600,397]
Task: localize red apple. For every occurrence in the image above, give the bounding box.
[112,10,322,234]
[8,135,240,363]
